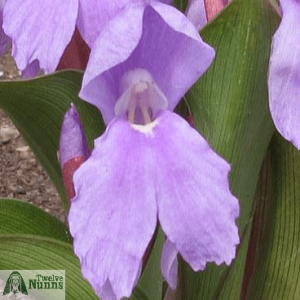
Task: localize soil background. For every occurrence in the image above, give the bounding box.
[0,53,66,223]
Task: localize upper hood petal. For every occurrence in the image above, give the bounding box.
[80,1,215,125]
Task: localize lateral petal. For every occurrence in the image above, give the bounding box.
[68,116,158,299]
[155,111,239,271]
[161,239,178,290]
[268,0,300,149]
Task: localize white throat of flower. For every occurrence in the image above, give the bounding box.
[114,68,168,125]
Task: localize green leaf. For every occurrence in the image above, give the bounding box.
[0,198,71,242]
[0,234,159,300]
[137,229,164,300]
[0,198,163,299]
[244,134,300,300]
[0,235,98,299]
[0,71,105,209]
[173,0,188,11]
[177,0,280,298]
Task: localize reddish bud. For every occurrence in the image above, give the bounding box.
[62,156,87,201]
[204,0,227,21]
[57,28,90,71]
[59,104,90,201]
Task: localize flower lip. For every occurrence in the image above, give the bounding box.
[115,68,168,125]
[69,110,239,298]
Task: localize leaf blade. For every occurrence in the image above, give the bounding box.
[0,71,105,209]
[177,0,280,298]
[245,134,300,300]
[0,198,71,242]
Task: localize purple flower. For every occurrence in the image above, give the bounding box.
[1,0,206,76]
[3,0,162,75]
[80,1,215,125]
[268,0,300,149]
[66,2,240,299]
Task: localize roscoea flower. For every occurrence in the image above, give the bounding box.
[1,0,173,77]
[268,0,300,149]
[67,1,239,299]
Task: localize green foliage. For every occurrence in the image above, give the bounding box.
[0,199,70,242]
[176,0,280,298]
[244,134,300,300]
[173,0,188,11]
[0,199,163,299]
[0,71,105,209]
[0,235,99,299]
[0,199,97,299]
[0,0,290,299]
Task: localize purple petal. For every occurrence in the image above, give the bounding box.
[155,111,239,271]
[69,110,239,296]
[22,60,40,79]
[98,280,117,300]
[77,0,173,48]
[68,117,158,299]
[268,0,300,149]
[77,0,131,48]
[3,0,78,73]
[161,239,178,290]
[59,104,90,201]
[0,1,9,57]
[80,1,215,125]
[186,0,207,30]
[59,104,89,168]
